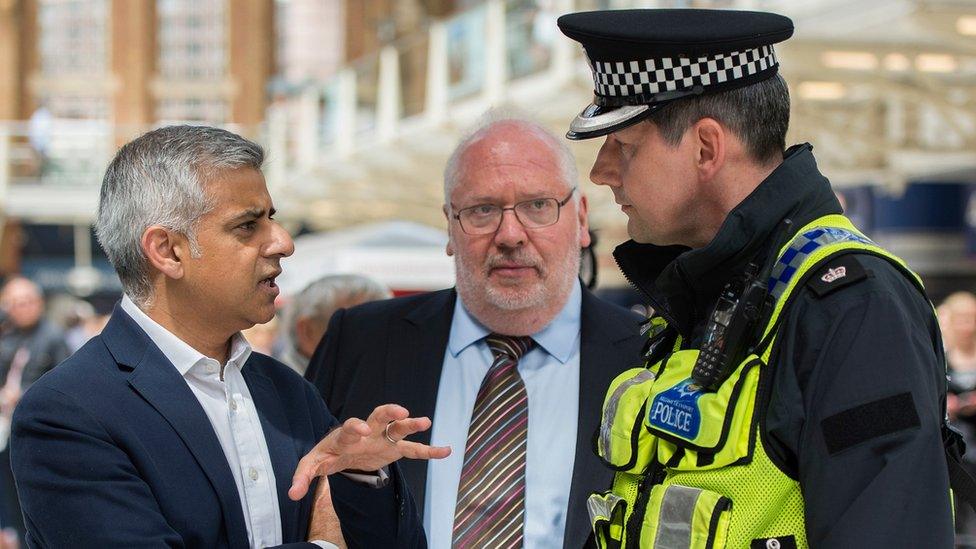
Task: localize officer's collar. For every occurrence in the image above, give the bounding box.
[614,143,842,339]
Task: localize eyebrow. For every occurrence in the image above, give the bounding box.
[461,192,555,205]
[229,207,276,224]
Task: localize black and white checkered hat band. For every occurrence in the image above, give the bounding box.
[590,45,777,99]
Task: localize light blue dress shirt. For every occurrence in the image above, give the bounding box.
[423,281,582,549]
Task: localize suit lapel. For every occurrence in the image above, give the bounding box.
[383,289,456,516]
[105,308,251,549]
[241,362,302,542]
[564,289,644,548]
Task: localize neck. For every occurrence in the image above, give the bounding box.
[689,157,782,248]
[465,304,562,336]
[139,293,233,364]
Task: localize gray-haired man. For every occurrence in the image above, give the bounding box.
[10,125,447,548]
[283,274,391,374]
[306,115,644,549]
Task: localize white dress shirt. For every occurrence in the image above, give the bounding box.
[424,281,582,549]
[122,296,318,549]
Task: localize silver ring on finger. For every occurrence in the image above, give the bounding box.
[384,420,399,445]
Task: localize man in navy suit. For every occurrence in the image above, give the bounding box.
[10,125,449,548]
[306,115,644,548]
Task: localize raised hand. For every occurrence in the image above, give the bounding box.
[288,404,451,501]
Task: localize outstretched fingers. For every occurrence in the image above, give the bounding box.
[397,439,452,460]
[365,404,410,431]
[385,416,433,442]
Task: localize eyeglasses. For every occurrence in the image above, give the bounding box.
[452,188,577,235]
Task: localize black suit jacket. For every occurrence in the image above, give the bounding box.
[306,287,644,548]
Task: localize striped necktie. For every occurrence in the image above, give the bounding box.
[452,334,534,549]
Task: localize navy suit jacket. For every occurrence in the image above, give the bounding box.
[305,287,644,549]
[10,305,424,548]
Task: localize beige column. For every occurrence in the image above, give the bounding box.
[228,0,275,133]
[0,0,37,121]
[111,0,156,145]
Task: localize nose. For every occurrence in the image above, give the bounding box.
[492,209,527,249]
[267,222,295,258]
[589,137,621,189]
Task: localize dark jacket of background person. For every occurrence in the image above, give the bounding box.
[0,315,69,541]
[0,318,69,392]
[10,306,423,548]
[305,287,643,548]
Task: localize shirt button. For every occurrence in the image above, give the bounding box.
[229,399,238,411]
[249,467,259,481]
[206,363,217,375]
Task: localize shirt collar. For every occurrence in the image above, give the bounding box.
[120,295,252,376]
[448,279,582,364]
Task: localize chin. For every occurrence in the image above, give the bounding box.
[628,224,665,246]
[247,305,276,327]
[484,284,548,311]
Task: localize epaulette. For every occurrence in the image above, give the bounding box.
[805,254,870,298]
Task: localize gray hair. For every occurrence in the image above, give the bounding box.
[648,73,791,164]
[443,109,580,208]
[95,125,264,306]
[287,273,391,349]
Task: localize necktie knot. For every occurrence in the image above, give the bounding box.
[485,333,534,361]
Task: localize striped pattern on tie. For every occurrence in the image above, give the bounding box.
[452,334,534,549]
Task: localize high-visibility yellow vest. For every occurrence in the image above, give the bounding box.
[589,214,930,549]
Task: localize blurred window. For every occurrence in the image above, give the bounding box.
[38,0,110,119]
[156,0,228,122]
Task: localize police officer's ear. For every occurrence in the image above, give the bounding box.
[692,117,726,182]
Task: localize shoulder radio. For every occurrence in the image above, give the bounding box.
[691,219,793,391]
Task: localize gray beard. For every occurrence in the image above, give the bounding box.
[454,245,581,315]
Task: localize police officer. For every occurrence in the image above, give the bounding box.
[557,8,955,548]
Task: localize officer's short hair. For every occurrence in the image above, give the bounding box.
[646,73,790,165]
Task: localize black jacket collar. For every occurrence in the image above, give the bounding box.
[613,144,843,339]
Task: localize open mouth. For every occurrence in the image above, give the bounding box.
[259,276,278,291]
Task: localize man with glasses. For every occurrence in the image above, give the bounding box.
[305,114,643,548]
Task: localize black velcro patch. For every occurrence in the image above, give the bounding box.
[807,255,868,297]
[751,535,797,549]
[821,392,920,455]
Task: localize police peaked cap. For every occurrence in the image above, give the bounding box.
[557,9,794,140]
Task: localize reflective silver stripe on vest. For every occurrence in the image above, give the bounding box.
[767,226,874,300]
[587,492,625,525]
[600,369,656,462]
[654,485,703,548]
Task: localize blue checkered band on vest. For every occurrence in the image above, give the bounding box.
[767,227,875,300]
[589,45,777,98]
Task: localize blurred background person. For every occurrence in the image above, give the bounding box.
[281,274,391,374]
[45,295,97,353]
[0,277,70,545]
[27,103,52,177]
[941,291,976,542]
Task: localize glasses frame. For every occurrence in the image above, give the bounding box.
[452,187,578,235]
